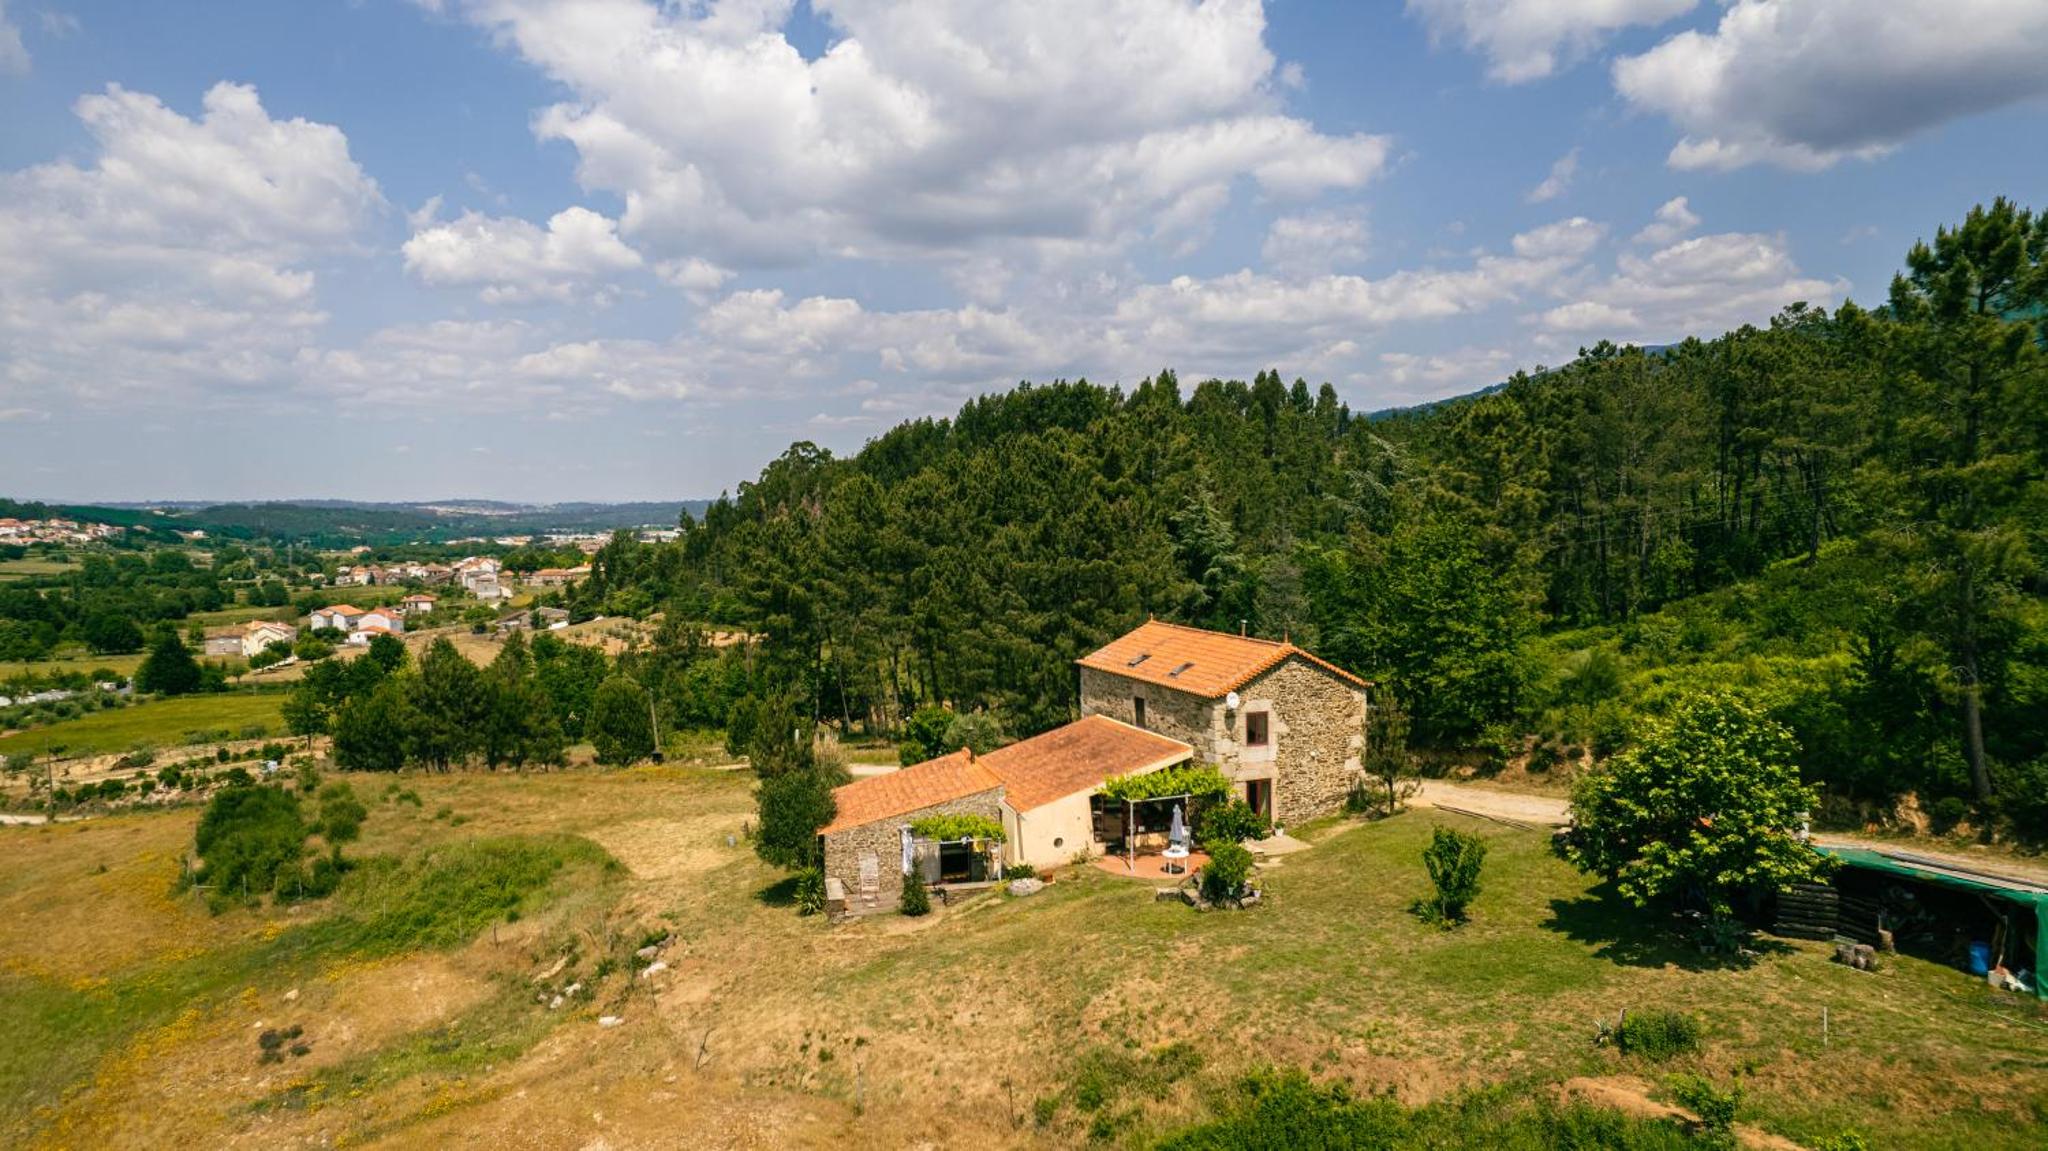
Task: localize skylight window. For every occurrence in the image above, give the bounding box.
[1168,661,1195,677]
[1127,653,1151,667]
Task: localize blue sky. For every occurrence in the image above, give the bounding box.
[3,0,2045,503]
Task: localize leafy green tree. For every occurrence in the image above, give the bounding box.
[754,767,836,870]
[330,676,414,773]
[1359,689,1417,817]
[743,690,815,777]
[480,632,566,769]
[81,612,144,655]
[412,638,486,770]
[1415,825,1487,928]
[1883,198,2046,802]
[532,631,609,740]
[589,674,655,765]
[1557,692,1828,939]
[1328,516,1533,741]
[281,686,330,741]
[134,630,202,696]
[897,705,953,766]
[365,632,409,674]
[942,709,1010,756]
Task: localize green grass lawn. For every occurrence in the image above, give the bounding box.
[0,692,286,758]
[0,769,2039,1148]
[185,605,295,628]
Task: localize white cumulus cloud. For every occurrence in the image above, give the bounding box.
[1408,0,1695,83]
[435,0,1390,270]
[1614,0,2048,171]
[403,207,645,303]
[0,82,381,407]
[1534,213,1842,342]
[1262,211,1370,275]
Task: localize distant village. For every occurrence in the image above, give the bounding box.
[293,553,589,649]
[0,517,123,545]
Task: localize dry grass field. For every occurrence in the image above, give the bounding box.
[1,767,2043,1149]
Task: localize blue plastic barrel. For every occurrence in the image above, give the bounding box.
[1966,941,1992,975]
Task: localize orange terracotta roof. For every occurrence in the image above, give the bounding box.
[979,714,1191,812]
[820,750,1004,835]
[321,604,363,616]
[1077,619,1368,698]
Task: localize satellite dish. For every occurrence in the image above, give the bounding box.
[1225,691,1241,711]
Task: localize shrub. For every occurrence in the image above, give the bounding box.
[1197,798,1271,849]
[193,785,307,907]
[794,866,826,916]
[900,868,931,916]
[1668,1075,1740,1149]
[1002,862,1038,881]
[1200,841,1255,904]
[337,835,615,954]
[1413,826,1487,927]
[1614,1009,1702,1061]
[1928,795,1970,833]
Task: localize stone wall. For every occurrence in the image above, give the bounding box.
[1079,656,1366,826]
[820,787,1004,914]
[1078,666,1222,760]
[1238,658,1367,824]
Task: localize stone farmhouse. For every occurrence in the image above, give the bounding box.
[819,620,1370,913]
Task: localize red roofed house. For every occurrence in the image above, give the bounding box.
[818,621,1369,914]
[309,605,364,633]
[1076,619,1369,828]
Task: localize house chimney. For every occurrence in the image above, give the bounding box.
[1239,619,1247,636]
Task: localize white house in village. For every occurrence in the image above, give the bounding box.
[309,605,364,633]
[241,620,298,658]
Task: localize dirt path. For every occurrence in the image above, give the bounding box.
[1415,780,2048,888]
[1414,781,1569,826]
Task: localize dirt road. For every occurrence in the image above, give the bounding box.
[1415,780,2048,889]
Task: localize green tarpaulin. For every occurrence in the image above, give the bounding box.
[1816,845,2048,1000]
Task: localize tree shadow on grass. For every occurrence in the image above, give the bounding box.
[755,875,800,908]
[1542,882,1792,972]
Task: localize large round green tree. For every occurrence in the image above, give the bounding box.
[134,630,202,696]
[588,675,655,766]
[1557,691,1828,935]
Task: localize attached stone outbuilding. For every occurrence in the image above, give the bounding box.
[819,750,1003,914]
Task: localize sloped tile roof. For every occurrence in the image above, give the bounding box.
[1077,618,1367,698]
[821,750,1003,835]
[978,714,1192,812]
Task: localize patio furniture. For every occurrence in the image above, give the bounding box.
[1163,804,1191,874]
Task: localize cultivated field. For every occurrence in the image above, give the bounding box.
[0,556,78,581]
[0,693,286,760]
[1,767,2041,1149]
[0,651,149,682]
